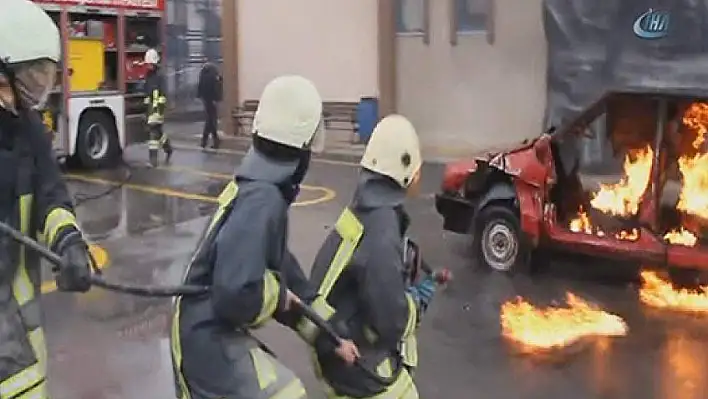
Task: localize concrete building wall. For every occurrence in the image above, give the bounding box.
[396,0,547,156]
[237,0,379,102]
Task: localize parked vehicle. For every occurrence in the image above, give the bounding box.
[35,0,165,168]
[436,88,708,283]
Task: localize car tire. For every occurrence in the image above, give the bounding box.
[75,110,120,169]
[474,204,531,274]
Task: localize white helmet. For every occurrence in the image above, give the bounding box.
[0,0,60,64]
[360,115,422,187]
[253,75,324,151]
[144,48,160,65]
[0,0,60,109]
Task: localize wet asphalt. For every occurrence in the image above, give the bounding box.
[41,143,708,399]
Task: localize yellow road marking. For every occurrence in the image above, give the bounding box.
[169,142,360,167]
[64,172,336,207]
[41,244,110,294]
[155,165,337,206]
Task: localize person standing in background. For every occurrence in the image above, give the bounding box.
[197,62,222,149]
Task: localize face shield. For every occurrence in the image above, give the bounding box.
[12,59,57,110]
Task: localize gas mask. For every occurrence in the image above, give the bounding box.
[0,58,57,111]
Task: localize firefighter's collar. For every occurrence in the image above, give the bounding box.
[235,146,299,185]
[352,170,406,209]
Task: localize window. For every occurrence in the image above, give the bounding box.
[396,0,425,34]
[456,0,490,33]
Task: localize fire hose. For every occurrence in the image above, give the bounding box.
[0,219,209,297]
[0,219,453,386]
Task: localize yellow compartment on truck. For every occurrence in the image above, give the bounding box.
[68,38,105,92]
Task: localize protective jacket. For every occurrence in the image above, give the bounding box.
[304,170,420,398]
[144,67,166,126]
[0,109,81,399]
[170,148,312,399]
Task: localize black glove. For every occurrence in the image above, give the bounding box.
[55,231,92,292]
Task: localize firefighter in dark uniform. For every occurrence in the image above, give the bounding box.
[0,1,93,397]
[170,75,359,399]
[297,115,437,398]
[144,48,172,167]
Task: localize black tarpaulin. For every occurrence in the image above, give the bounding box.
[543,0,708,129]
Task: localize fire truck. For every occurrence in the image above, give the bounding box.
[34,0,165,169]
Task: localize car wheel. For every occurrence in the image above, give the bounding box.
[474,204,530,273]
[75,110,120,169]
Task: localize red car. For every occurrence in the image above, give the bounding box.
[435,89,708,282]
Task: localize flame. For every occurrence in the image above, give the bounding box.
[640,271,708,313]
[677,103,708,221]
[500,293,628,352]
[569,208,638,241]
[590,146,654,217]
[664,227,698,247]
[568,145,652,240]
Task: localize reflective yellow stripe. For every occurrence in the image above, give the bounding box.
[13,195,34,306]
[171,182,239,399]
[3,195,49,398]
[14,380,47,399]
[298,208,363,342]
[401,335,418,369]
[251,270,280,327]
[148,114,164,124]
[250,347,277,390]
[40,207,77,248]
[170,308,190,399]
[376,358,393,379]
[402,294,418,339]
[271,378,307,399]
[157,96,167,104]
[0,363,43,398]
[159,133,169,145]
[317,208,364,298]
[296,296,335,344]
[148,140,160,150]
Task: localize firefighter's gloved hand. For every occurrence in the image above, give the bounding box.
[55,231,92,293]
[406,275,436,313]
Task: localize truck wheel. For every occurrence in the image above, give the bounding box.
[474,204,530,273]
[75,110,120,169]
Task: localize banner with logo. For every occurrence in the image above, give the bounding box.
[543,0,708,128]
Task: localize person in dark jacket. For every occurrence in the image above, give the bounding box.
[197,62,222,149]
[0,1,93,397]
[170,75,359,399]
[299,115,436,398]
[143,48,172,167]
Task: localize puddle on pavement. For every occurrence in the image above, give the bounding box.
[68,180,222,239]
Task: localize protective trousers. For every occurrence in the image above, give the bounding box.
[171,182,307,399]
[148,124,172,167]
[201,100,219,149]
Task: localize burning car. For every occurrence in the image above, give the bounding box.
[436,89,708,282]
